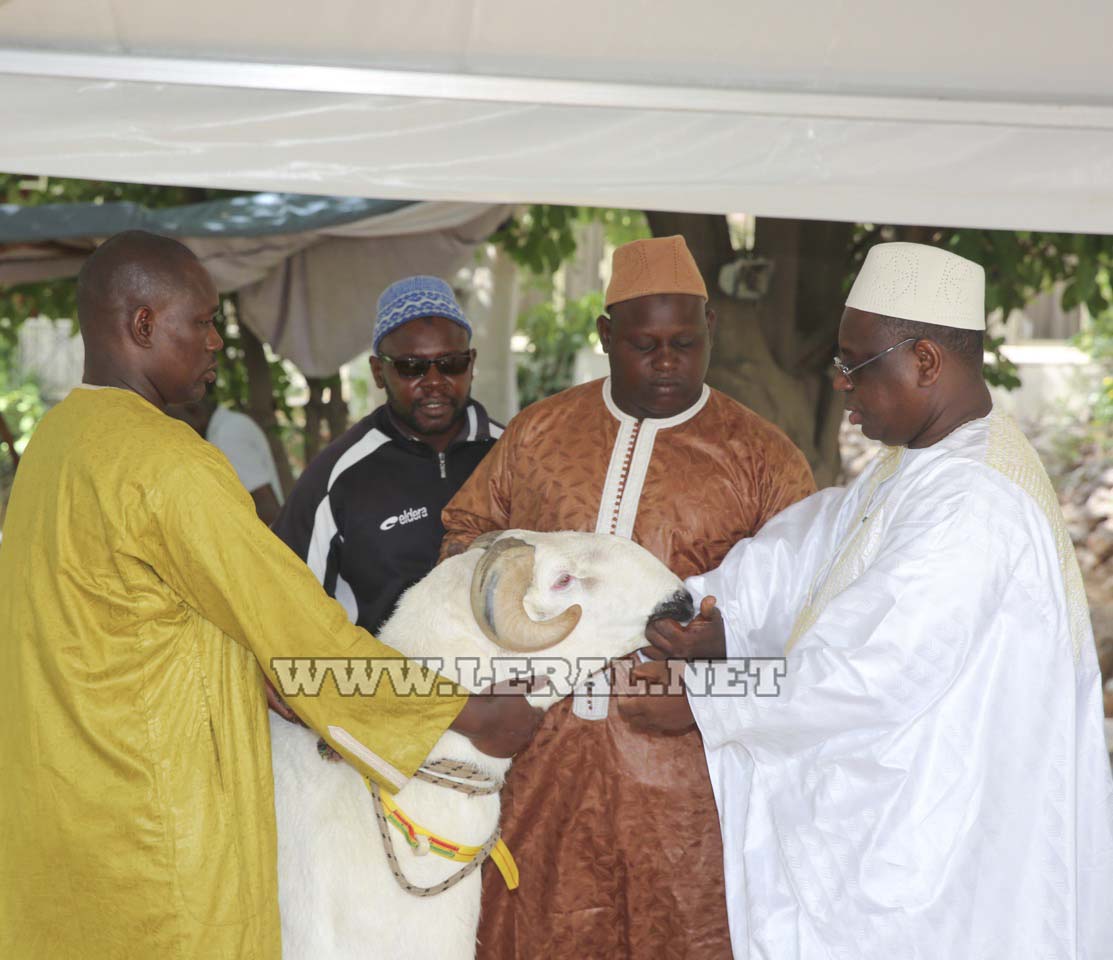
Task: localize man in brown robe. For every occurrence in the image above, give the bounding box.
[441,235,817,959]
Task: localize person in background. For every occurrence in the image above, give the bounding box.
[273,274,501,634]
[170,390,284,525]
[0,410,16,544]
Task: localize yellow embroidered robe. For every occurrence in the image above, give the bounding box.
[0,387,465,959]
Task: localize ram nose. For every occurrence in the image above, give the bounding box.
[649,588,695,625]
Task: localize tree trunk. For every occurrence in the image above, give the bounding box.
[0,410,18,472]
[239,322,296,496]
[645,211,851,487]
[304,378,327,465]
[324,376,349,441]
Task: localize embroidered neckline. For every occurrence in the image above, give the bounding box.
[983,411,1088,661]
[592,379,709,539]
[600,377,710,429]
[784,446,907,653]
[606,421,642,535]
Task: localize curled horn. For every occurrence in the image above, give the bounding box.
[469,537,582,652]
[467,530,505,552]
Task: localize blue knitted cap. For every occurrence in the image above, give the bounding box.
[373,275,471,355]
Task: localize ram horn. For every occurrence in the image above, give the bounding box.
[469,537,582,652]
[467,530,505,552]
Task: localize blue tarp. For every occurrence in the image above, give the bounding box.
[0,193,416,244]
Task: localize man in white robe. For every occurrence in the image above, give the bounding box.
[620,242,1113,960]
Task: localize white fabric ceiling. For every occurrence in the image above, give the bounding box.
[2,1,1112,232]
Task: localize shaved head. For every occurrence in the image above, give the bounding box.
[77,230,200,342]
[77,230,223,409]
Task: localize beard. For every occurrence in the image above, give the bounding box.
[386,385,470,441]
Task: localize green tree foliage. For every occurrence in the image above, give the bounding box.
[495,207,647,406]
[590,208,652,249]
[0,371,44,456]
[494,205,649,273]
[515,292,603,408]
[211,297,296,422]
[494,205,580,275]
[1074,266,1113,430]
[951,230,1113,393]
[855,226,1113,391]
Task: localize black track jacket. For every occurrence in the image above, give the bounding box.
[272,400,502,633]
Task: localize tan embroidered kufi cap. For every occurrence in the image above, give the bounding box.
[604,235,708,309]
[846,241,986,331]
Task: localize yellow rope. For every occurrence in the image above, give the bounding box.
[370,780,519,890]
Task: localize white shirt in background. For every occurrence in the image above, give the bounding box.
[206,407,284,504]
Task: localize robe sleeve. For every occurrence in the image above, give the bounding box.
[686,485,847,658]
[137,444,467,792]
[688,487,1018,759]
[755,432,818,528]
[439,419,516,559]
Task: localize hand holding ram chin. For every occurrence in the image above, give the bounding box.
[643,595,727,661]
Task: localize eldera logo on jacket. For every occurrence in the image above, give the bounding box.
[379,505,429,532]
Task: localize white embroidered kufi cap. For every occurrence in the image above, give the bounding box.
[846,242,986,331]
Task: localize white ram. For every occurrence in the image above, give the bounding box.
[270,530,693,960]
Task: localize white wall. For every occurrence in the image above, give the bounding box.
[990,343,1102,427]
[17,317,83,403]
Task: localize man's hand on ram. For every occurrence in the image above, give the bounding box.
[263,670,305,726]
[644,595,727,661]
[616,660,696,734]
[449,678,545,758]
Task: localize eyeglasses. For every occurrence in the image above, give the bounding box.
[379,350,474,379]
[832,338,918,386]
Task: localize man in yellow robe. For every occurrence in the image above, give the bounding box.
[0,231,540,959]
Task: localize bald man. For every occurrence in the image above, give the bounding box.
[625,243,1113,959]
[0,230,541,959]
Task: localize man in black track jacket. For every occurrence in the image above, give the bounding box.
[273,275,502,633]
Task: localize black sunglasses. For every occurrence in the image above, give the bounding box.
[379,350,474,379]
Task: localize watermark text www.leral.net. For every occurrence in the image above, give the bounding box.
[270,657,785,699]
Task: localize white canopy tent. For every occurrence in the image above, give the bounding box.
[1,0,1112,233]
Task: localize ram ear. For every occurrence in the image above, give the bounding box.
[469,537,581,652]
